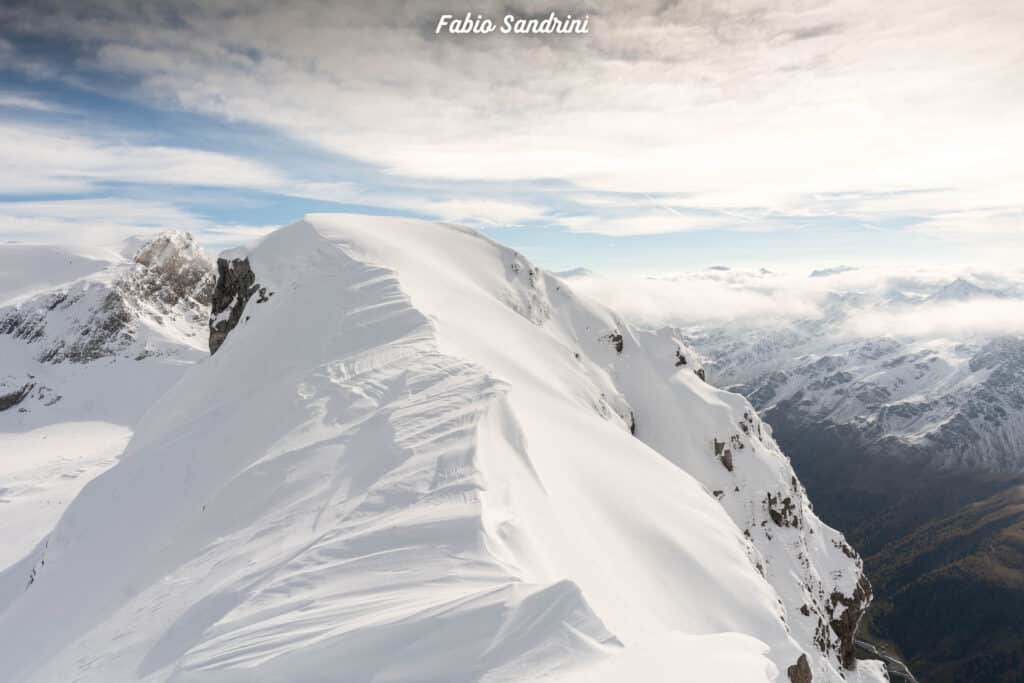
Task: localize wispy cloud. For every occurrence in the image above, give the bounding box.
[842,298,1024,338]
[561,212,734,236]
[0,122,285,194]
[8,0,1017,233]
[0,197,274,249]
[422,199,546,226]
[0,92,60,111]
[1,0,1022,253]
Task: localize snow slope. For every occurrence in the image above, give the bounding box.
[0,422,131,570]
[0,233,214,573]
[0,244,112,306]
[0,217,886,682]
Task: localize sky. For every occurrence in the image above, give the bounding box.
[1,0,1022,273]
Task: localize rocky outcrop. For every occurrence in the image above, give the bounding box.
[601,331,624,353]
[131,233,215,307]
[37,290,133,363]
[787,654,812,683]
[829,575,872,669]
[765,491,799,528]
[0,383,33,412]
[209,257,261,354]
[712,438,734,471]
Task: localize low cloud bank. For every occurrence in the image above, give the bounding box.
[842,298,1024,338]
[566,272,822,326]
[564,267,1024,339]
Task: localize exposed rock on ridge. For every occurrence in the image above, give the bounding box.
[208,257,274,354]
[0,382,33,412]
[788,653,813,683]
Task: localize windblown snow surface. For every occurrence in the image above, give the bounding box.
[0,217,887,682]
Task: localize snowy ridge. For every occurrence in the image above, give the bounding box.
[0,217,885,682]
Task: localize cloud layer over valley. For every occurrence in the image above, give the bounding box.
[565,265,1024,339]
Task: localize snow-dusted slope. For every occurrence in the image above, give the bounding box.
[0,244,111,304]
[0,217,885,682]
[0,233,214,571]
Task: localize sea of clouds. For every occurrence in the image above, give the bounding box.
[564,266,1024,339]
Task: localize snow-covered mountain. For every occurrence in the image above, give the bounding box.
[0,216,885,682]
[683,292,1024,473]
[0,232,213,570]
[629,272,1024,681]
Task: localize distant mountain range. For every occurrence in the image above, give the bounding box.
[677,272,1024,682]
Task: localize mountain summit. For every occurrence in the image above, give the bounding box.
[0,231,212,420]
[0,216,885,682]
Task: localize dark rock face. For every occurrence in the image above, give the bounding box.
[0,383,33,412]
[787,653,813,683]
[713,438,734,471]
[720,448,733,472]
[601,331,624,353]
[829,575,872,669]
[766,491,799,528]
[209,257,258,354]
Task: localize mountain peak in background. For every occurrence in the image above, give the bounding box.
[810,266,858,278]
[927,277,1007,302]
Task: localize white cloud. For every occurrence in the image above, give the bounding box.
[566,265,1024,339]
[13,0,1017,238]
[567,271,823,325]
[283,184,548,228]
[843,299,1024,338]
[0,198,274,250]
[560,212,734,236]
[0,93,60,112]
[286,181,359,203]
[0,122,285,194]
[910,208,1024,239]
[422,198,546,226]
[196,224,279,250]
[4,0,1024,245]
